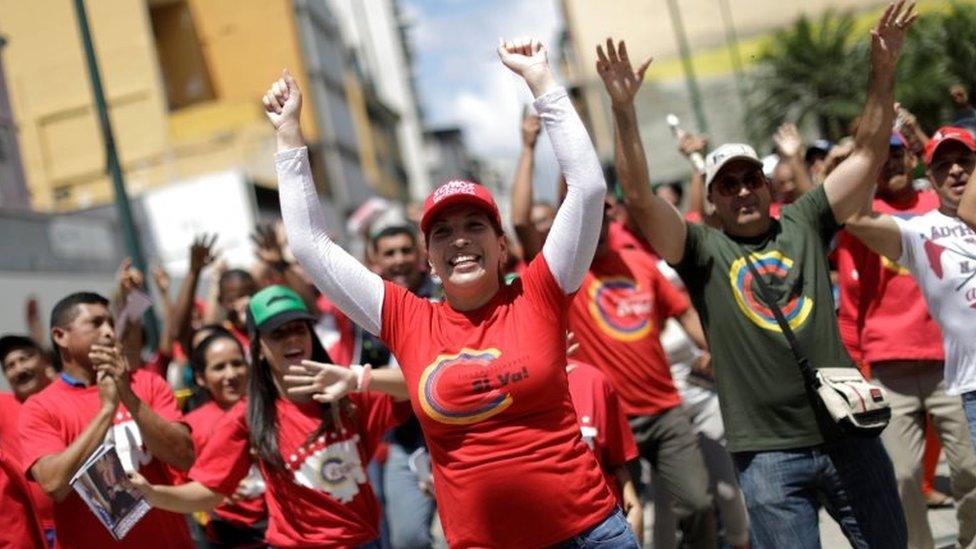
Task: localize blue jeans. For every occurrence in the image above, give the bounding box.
[383,443,436,548]
[556,508,640,548]
[963,391,976,453]
[733,437,906,549]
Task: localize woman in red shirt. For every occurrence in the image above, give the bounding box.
[129,286,410,548]
[269,38,638,548]
[184,329,267,547]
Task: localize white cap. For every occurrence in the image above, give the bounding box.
[705,143,763,188]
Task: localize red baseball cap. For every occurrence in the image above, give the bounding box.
[924,126,976,165]
[420,180,502,235]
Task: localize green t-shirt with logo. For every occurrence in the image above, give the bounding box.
[674,185,853,452]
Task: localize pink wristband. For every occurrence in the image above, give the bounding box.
[355,364,372,392]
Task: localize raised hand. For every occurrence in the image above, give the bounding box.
[497,38,556,97]
[117,258,144,299]
[251,222,285,266]
[262,70,303,133]
[189,234,218,274]
[152,264,171,295]
[521,108,542,149]
[596,38,652,108]
[773,123,804,159]
[870,1,917,72]
[678,132,708,158]
[284,360,358,403]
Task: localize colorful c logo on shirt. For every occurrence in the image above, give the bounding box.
[586,277,653,342]
[418,348,512,425]
[729,251,813,332]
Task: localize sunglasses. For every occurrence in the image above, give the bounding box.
[714,171,766,197]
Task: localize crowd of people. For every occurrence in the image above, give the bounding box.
[2,2,976,547]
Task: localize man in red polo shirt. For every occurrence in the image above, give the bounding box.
[836,134,976,548]
[18,292,194,549]
[568,203,716,547]
[1,335,57,545]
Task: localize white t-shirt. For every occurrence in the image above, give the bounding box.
[894,210,976,395]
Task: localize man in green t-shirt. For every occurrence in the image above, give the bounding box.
[595,2,916,547]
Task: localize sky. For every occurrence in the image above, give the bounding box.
[403,0,563,200]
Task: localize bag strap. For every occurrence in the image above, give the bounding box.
[740,251,821,390]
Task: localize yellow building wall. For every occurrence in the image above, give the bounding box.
[0,0,331,211]
[184,0,319,142]
[0,0,169,210]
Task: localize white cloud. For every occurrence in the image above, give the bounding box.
[408,0,563,200]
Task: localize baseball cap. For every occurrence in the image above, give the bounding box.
[924,126,976,165]
[805,139,834,162]
[705,143,763,188]
[420,180,502,235]
[889,133,905,148]
[0,335,41,363]
[248,285,316,334]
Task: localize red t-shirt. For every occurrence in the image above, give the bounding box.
[316,294,356,366]
[185,400,267,527]
[835,191,945,365]
[17,370,192,549]
[566,361,639,505]
[0,393,55,532]
[0,444,46,549]
[381,256,617,548]
[607,220,656,255]
[569,248,689,416]
[189,393,409,548]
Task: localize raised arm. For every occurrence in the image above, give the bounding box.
[824,1,916,223]
[510,108,545,260]
[173,234,217,352]
[151,265,174,358]
[496,39,606,293]
[598,39,687,264]
[264,71,385,335]
[773,122,815,197]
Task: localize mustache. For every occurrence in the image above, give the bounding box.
[11,370,35,385]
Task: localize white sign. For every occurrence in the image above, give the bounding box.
[143,170,256,277]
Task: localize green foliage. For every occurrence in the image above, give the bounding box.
[747,2,976,143]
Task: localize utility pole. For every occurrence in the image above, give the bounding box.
[666,0,709,134]
[718,0,748,112]
[73,0,158,346]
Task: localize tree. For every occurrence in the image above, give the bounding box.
[747,2,976,142]
[896,2,976,133]
[746,10,867,144]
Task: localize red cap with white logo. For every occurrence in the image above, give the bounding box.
[924,126,976,166]
[420,180,502,234]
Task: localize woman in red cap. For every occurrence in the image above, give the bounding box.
[267,38,637,548]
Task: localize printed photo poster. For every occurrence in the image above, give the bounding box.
[70,444,151,540]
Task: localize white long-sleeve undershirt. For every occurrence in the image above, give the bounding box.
[276,87,605,336]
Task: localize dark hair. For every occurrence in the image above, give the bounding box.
[371,225,417,254]
[49,292,110,366]
[190,331,246,386]
[246,313,352,470]
[653,181,684,202]
[189,323,235,351]
[219,269,256,295]
[0,335,42,364]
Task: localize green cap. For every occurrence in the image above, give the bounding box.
[248,285,316,333]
